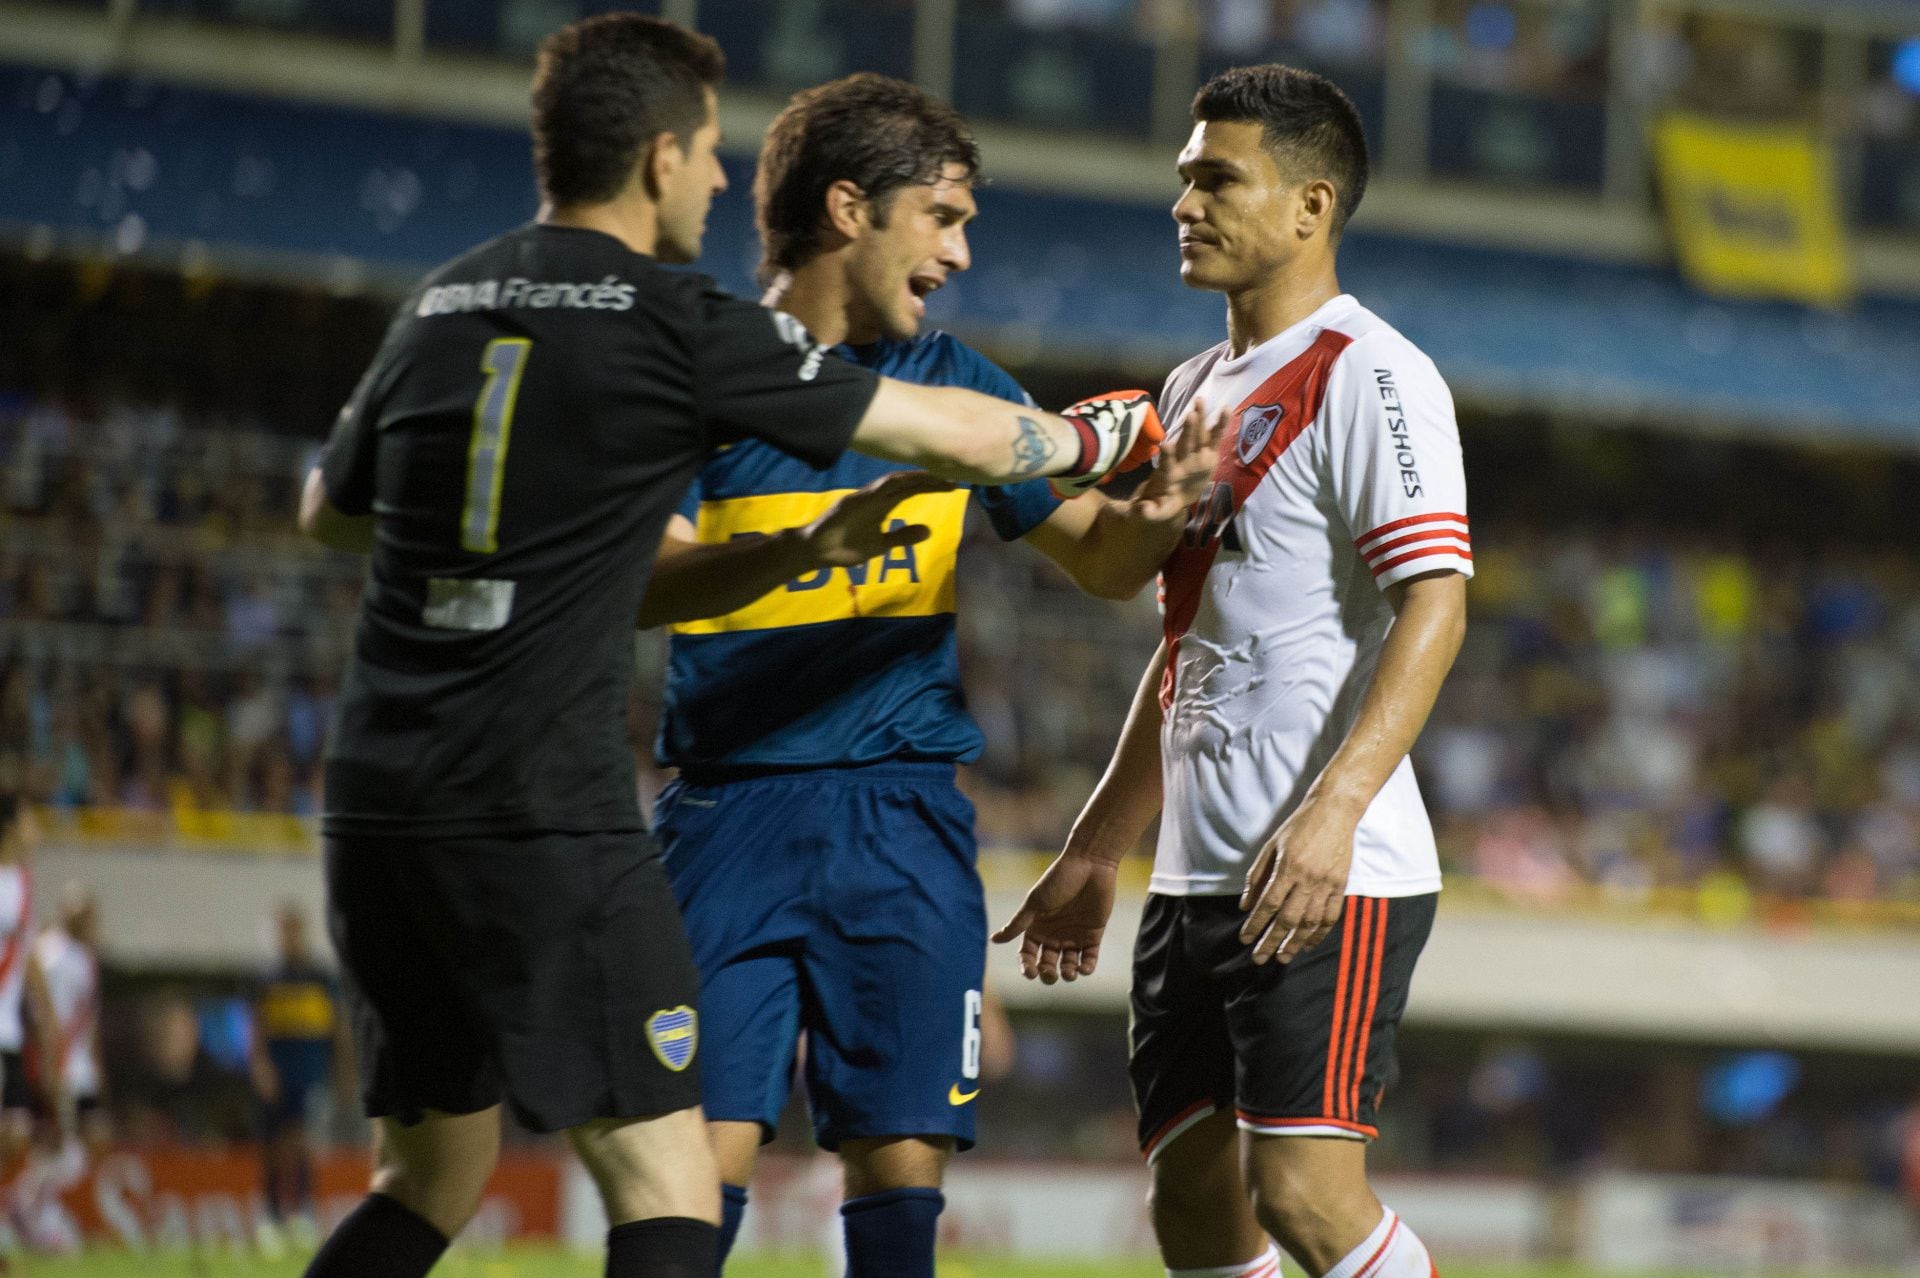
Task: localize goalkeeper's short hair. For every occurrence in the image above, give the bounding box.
[531,13,724,208]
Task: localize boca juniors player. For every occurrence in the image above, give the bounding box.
[641,73,1222,1277]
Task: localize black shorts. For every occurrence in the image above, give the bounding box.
[325,828,703,1134]
[1130,892,1436,1160]
[0,1051,29,1111]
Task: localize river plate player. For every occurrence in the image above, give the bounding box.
[996,66,1469,1278]
[294,16,1159,1278]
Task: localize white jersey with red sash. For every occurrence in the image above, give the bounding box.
[1152,294,1472,899]
[34,927,100,1098]
[0,865,32,1053]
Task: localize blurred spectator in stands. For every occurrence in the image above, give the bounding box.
[1740,774,1826,895]
[1008,0,1135,30]
[1205,0,1273,55]
[1672,13,1815,120]
[1294,0,1384,66]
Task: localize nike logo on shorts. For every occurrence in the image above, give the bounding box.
[948,1084,980,1106]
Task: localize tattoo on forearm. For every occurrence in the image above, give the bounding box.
[1011,415,1057,477]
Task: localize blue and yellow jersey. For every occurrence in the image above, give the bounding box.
[658,331,1061,773]
[255,962,337,1045]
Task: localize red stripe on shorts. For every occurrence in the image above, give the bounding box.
[1322,902,1359,1119]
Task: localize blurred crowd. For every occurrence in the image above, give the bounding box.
[7,400,1920,910]
[0,400,350,819]
[1432,533,1920,906]
[937,0,1920,221]
[982,0,1917,127]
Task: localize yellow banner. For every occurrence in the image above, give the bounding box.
[669,487,968,636]
[1653,114,1853,308]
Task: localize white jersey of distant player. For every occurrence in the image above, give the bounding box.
[1153,294,1472,899]
[0,865,30,1052]
[34,927,99,1098]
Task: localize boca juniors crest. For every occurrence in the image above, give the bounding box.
[646,1006,699,1072]
[1237,403,1285,464]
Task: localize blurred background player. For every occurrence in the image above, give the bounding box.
[294,15,1157,1278]
[0,792,57,1187]
[34,885,103,1147]
[7,883,106,1255]
[642,72,1217,1277]
[249,903,346,1251]
[998,65,1468,1278]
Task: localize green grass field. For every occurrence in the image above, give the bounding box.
[15,1249,1910,1278]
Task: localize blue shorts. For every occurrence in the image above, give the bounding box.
[656,762,985,1152]
[262,1039,332,1133]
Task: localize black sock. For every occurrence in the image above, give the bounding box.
[303,1193,450,1278]
[606,1216,718,1278]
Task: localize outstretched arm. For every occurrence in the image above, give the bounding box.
[850,380,1156,489]
[1237,571,1467,965]
[638,470,953,628]
[993,640,1169,984]
[1021,400,1228,600]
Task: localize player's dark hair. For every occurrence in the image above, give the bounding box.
[531,14,726,208]
[755,72,981,284]
[1192,64,1369,240]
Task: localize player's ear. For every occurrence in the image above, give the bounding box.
[1298,178,1337,241]
[642,130,686,202]
[822,179,868,242]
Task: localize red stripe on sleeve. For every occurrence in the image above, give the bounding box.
[1353,511,1468,549]
[1361,528,1471,563]
[1370,544,1475,577]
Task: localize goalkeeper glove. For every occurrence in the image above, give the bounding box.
[1051,389,1164,497]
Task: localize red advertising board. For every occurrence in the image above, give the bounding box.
[45,1145,562,1248]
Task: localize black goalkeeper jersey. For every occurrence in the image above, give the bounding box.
[318,223,878,838]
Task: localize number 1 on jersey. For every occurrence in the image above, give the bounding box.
[462,337,531,554]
